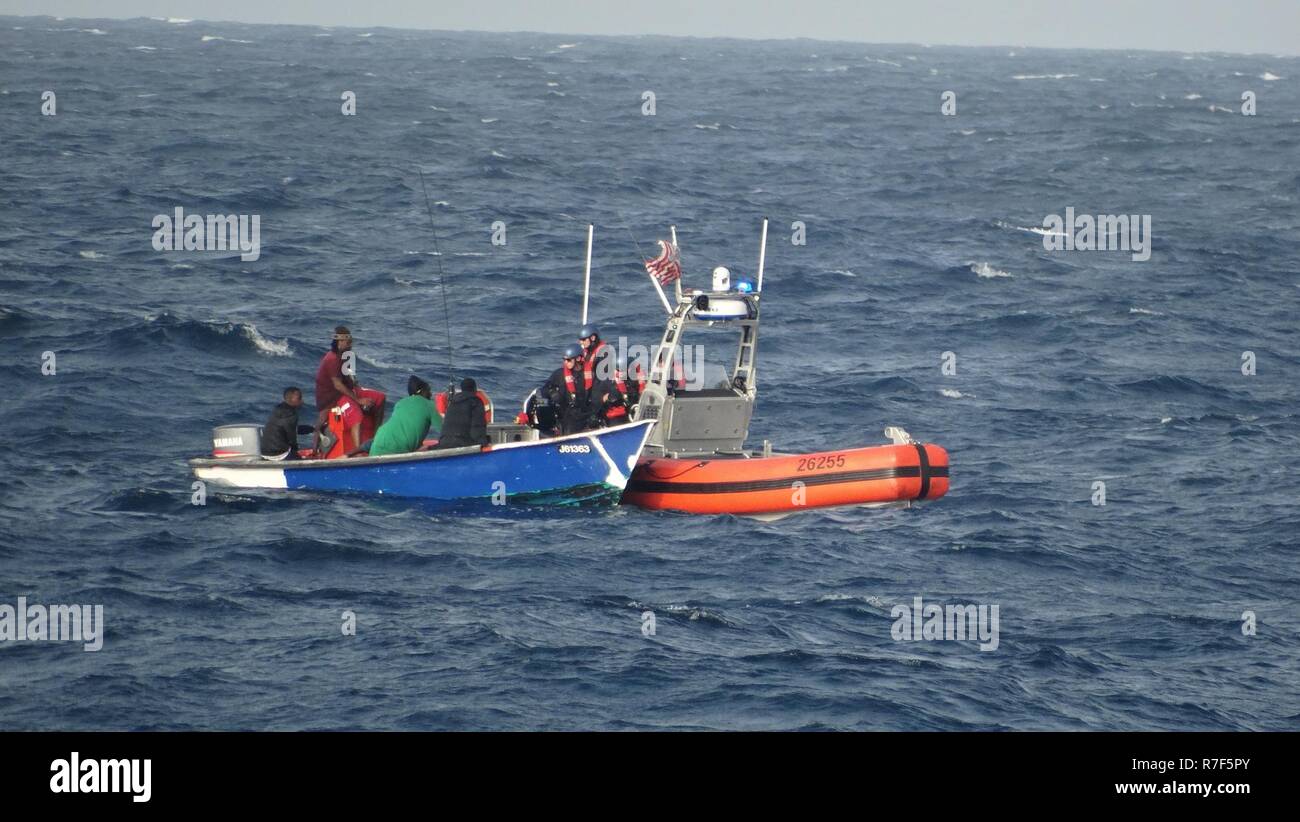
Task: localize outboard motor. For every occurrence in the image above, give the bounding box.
[524,391,560,434]
[211,424,262,459]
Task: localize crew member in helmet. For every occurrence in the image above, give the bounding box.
[539,343,614,434]
[577,323,615,382]
[577,323,638,423]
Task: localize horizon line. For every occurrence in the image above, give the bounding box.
[3,13,1297,60]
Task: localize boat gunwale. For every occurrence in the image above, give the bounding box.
[189,419,655,471]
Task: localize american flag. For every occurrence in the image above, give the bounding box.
[644,239,681,286]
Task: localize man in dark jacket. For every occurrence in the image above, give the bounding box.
[262,387,316,459]
[539,344,616,435]
[437,378,490,449]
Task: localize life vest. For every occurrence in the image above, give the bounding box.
[321,406,348,459]
[581,340,636,423]
[563,362,593,397]
[583,340,629,395]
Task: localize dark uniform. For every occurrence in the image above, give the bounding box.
[437,390,489,448]
[539,365,615,435]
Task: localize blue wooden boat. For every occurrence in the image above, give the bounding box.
[190,419,655,505]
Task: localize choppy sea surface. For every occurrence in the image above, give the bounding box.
[1,16,1298,730]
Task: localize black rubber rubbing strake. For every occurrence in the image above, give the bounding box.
[913,443,932,500]
[627,463,947,496]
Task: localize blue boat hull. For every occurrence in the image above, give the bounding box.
[190,420,655,504]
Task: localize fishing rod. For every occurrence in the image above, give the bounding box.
[417,167,456,392]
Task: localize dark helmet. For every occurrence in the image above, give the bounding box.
[578,323,600,341]
[563,343,583,360]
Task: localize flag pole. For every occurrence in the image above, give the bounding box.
[756,217,769,294]
[648,266,673,314]
[670,224,682,302]
[616,217,673,315]
[581,223,594,325]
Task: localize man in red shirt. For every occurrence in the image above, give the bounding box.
[314,326,386,455]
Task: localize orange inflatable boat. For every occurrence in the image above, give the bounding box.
[623,442,949,515]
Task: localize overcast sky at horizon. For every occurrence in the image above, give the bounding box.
[1,0,1297,56]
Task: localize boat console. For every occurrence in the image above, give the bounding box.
[633,289,760,458]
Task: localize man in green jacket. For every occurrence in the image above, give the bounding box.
[368,376,442,457]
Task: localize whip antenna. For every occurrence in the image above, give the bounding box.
[417,167,456,388]
[615,210,672,314]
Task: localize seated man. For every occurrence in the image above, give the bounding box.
[437,378,490,449]
[261,386,316,460]
[369,376,442,457]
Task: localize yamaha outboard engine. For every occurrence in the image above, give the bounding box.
[211,424,262,459]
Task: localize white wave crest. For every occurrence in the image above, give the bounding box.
[970,261,1011,278]
[216,322,293,357]
[995,219,1066,237]
[245,326,292,356]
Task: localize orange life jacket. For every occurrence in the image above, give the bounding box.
[562,362,593,396]
[583,341,629,395]
[434,389,494,424]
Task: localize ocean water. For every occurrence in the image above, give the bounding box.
[1,16,1298,730]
